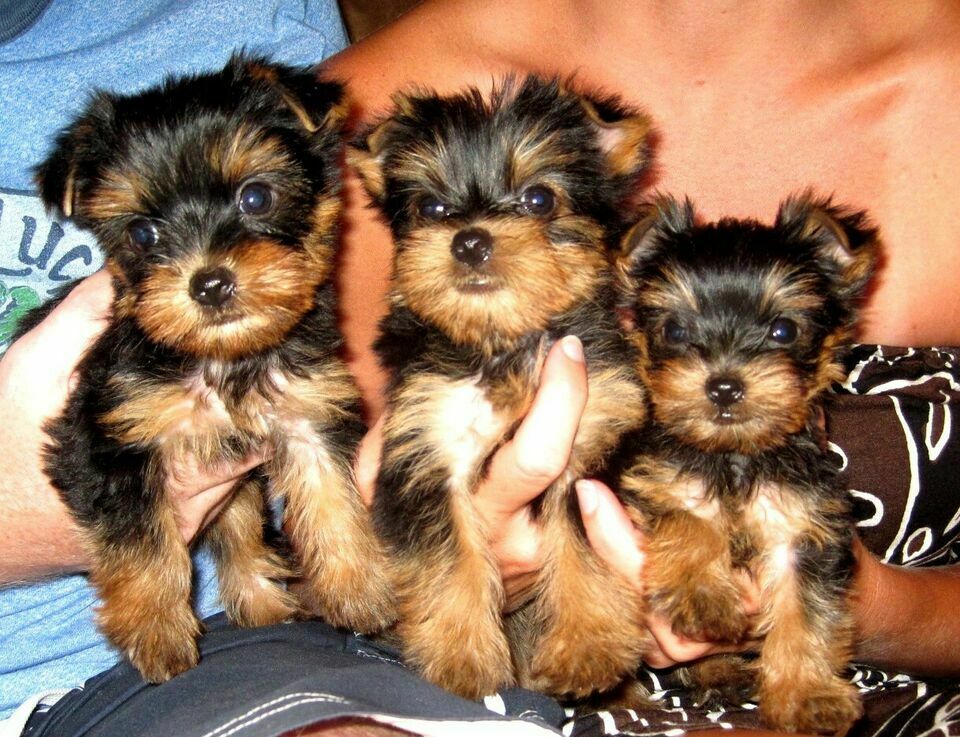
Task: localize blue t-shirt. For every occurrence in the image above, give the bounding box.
[0,0,347,719]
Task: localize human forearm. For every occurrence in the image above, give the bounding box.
[852,537,960,677]
[0,473,88,584]
[0,286,99,584]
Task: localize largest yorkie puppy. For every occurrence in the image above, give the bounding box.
[614,193,878,733]
[349,76,652,700]
[20,55,394,683]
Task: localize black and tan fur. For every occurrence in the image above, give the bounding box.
[21,55,393,683]
[614,193,879,733]
[349,76,652,700]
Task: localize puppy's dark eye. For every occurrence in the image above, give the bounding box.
[238,182,274,215]
[418,197,448,220]
[663,318,688,346]
[127,218,158,249]
[519,185,555,216]
[769,317,799,345]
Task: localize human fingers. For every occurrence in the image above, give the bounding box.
[0,272,116,580]
[575,478,646,585]
[477,336,588,586]
[479,335,588,527]
[13,271,113,388]
[644,572,762,668]
[167,450,268,543]
[5,271,114,415]
[574,480,718,667]
[575,481,763,668]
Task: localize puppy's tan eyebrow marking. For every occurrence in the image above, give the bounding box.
[638,265,699,313]
[86,166,148,220]
[759,265,824,315]
[210,125,293,184]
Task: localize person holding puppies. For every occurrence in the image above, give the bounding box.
[3,1,959,737]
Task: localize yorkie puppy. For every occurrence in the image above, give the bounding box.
[349,76,652,700]
[614,193,878,733]
[22,54,393,683]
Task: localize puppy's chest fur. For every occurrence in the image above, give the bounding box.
[101,367,330,462]
[627,433,846,570]
[379,307,646,490]
[88,316,354,469]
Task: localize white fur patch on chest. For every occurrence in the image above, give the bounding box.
[668,476,722,521]
[744,484,808,575]
[429,377,512,493]
[182,373,232,425]
[166,368,277,444]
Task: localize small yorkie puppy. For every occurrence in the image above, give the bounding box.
[614,193,878,733]
[349,76,652,700]
[22,54,394,683]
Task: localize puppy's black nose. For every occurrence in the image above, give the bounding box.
[451,228,493,268]
[189,267,236,308]
[706,376,744,407]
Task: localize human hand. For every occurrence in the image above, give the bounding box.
[0,271,114,578]
[355,335,589,607]
[0,271,265,582]
[576,479,762,668]
[353,333,759,663]
[166,451,268,543]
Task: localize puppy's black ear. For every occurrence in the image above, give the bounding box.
[236,54,348,135]
[577,93,654,180]
[776,191,880,304]
[348,86,441,204]
[34,91,118,221]
[614,195,694,325]
[617,195,694,276]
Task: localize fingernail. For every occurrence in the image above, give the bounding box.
[561,335,584,363]
[576,480,598,516]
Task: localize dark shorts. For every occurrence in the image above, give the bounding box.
[23,614,564,737]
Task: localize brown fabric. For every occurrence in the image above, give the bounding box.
[569,345,960,737]
[829,345,960,567]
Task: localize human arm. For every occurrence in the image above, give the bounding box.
[851,536,960,677]
[0,271,265,585]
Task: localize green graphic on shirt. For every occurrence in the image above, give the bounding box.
[0,282,42,345]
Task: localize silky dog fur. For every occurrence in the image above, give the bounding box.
[613,193,878,733]
[21,54,393,683]
[349,76,653,700]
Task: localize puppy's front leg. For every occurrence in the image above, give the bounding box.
[46,395,202,684]
[84,462,200,683]
[523,475,647,698]
[375,374,514,699]
[273,366,395,633]
[206,473,301,627]
[524,364,649,698]
[756,534,860,734]
[644,509,749,643]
